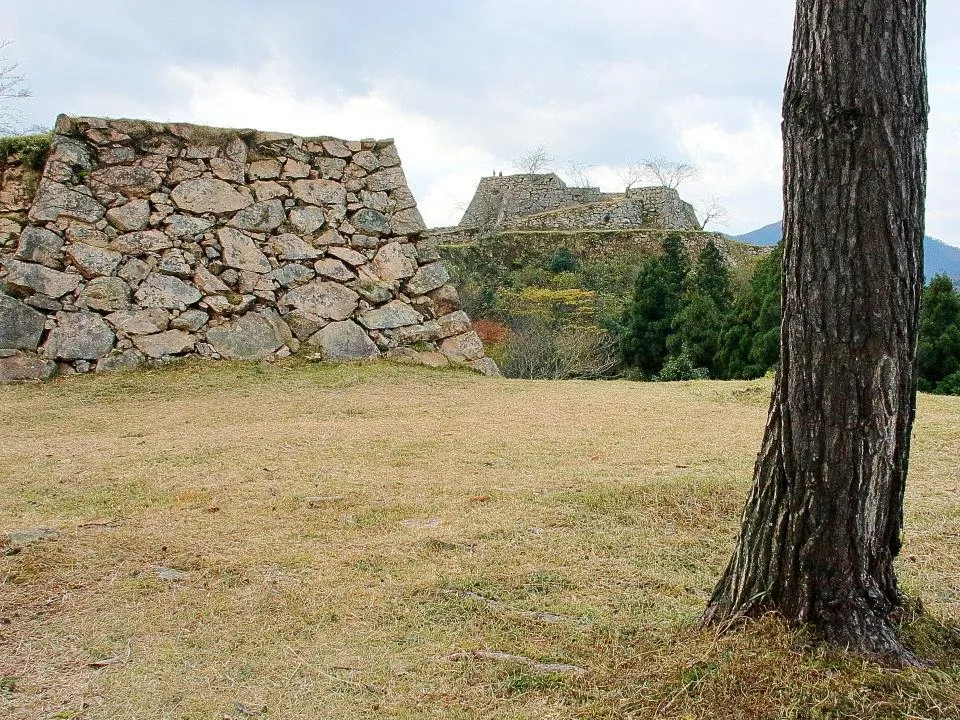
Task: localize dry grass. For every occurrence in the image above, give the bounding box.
[0,360,958,720]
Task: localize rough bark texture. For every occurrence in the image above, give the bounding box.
[703,0,928,665]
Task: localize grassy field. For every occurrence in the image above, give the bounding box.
[1,360,958,719]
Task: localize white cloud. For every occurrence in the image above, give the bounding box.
[674,102,782,235]
[927,81,960,246]
[157,62,502,227]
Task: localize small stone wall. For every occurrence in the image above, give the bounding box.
[0,115,499,382]
[503,188,700,232]
[625,187,701,231]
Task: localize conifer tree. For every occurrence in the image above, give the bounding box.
[620,233,688,376]
[716,245,782,379]
[668,240,733,374]
[917,274,960,393]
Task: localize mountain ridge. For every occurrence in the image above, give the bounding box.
[734,221,960,281]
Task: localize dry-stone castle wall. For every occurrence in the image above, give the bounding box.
[457,173,700,232]
[0,115,498,382]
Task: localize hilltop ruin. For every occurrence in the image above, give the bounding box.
[456,173,701,233]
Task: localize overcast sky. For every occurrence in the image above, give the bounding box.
[3,1,959,245]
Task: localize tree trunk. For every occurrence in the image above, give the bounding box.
[702,0,928,665]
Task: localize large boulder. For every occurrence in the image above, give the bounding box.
[280,280,359,321]
[105,199,150,232]
[43,311,115,360]
[218,228,271,273]
[440,331,486,363]
[309,320,379,361]
[272,263,315,288]
[28,181,106,223]
[326,246,367,267]
[171,178,253,214]
[65,243,122,278]
[405,262,451,295]
[0,353,57,382]
[133,330,196,358]
[358,300,420,330]
[364,167,406,192]
[283,309,327,340]
[370,242,416,282]
[313,258,355,282]
[192,266,232,295]
[135,274,202,309]
[78,277,131,312]
[228,199,286,232]
[350,208,390,236]
[436,311,472,339]
[0,294,46,350]
[269,233,320,261]
[105,308,170,335]
[96,349,144,373]
[205,312,286,360]
[165,214,215,239]
[14,227,64,267]
[110,230,173,255]
[88,165,162,198]
[469,356,502,377]
[2,259,81,298]
[427,284,461,315]
[291,179,346,207]
[390,207,426,235]
[287,206,325,234]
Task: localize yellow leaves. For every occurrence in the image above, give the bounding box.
[497,287,600,326]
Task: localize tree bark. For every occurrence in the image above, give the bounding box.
[702,0,928,665]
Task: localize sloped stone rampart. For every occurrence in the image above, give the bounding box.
[457,173,700,232]
[0,115,499,381]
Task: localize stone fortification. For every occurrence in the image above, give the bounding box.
[503,187,700,232]
[457,173,700,233]
[0,115,498,382]
[458,173,602,229]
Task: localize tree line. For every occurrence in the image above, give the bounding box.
[619,233,960,394]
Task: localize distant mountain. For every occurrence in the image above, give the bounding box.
[735,222,783,247]
[734,221,960,282]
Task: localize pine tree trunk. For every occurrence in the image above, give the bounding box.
[702,0,928,665]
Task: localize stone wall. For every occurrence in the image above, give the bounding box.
[500,197,649,232]
[0,148,40,243]
[457,173,700,232]
[0,115,499,382]
[624,186,701,231]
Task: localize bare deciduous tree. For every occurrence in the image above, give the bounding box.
[500,321,619,380]
[562,160,594,188]
[618,163,645,192]
[696,196,730,230]
[511,145,554,175]
[0,40,32,136]
[640,155,700,190]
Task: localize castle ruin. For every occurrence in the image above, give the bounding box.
[457,173,702,233]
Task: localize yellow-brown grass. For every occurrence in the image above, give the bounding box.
[0,360,957,719]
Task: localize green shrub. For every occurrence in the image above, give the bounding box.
[653,352,709,381]
[547,247,577,273]
[0,133,51,170]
